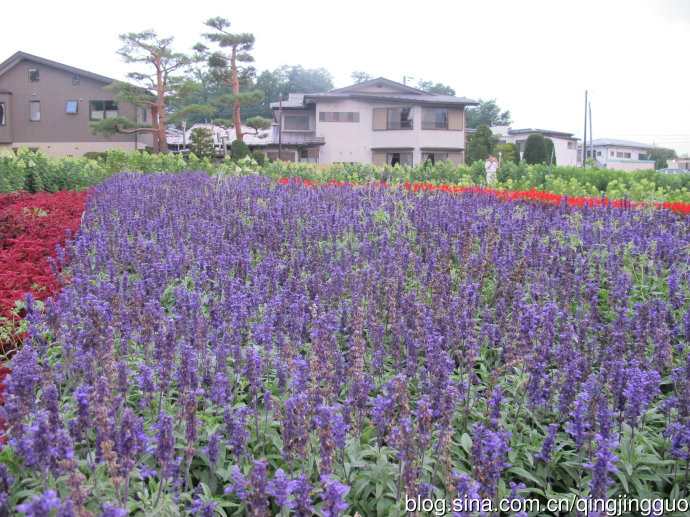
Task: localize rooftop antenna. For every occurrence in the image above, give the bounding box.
[403,75,414,86]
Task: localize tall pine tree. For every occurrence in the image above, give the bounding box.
[200,17,271,142]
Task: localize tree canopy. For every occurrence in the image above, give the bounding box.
[351,71,372,84]
[466,125,499,164]
[466,99,512,129]
[416,80,456,96]
[90,30,206,153]
[199,17,272,141]
[523,134,547,165]
[648,148,677,170]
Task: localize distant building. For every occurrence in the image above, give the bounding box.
[490,126,580,166]
[669,157,690,170]
[166,123,271,156]
[0,51,150,157]
[586,139,659,172]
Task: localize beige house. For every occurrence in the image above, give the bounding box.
[491,126,580,166]
[260,78,478,165]
[0,51,150,157]
[587,139,659,172]
[668,157,690,170]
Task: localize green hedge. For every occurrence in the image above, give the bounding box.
[2,147,689,204]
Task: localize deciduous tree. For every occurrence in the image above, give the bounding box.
[351,71,372,84]
[416,80,456,96]
[466,125,499,164]
[466,99,512,129]
[648,148,677,169]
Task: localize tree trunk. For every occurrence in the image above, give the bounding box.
[155,53,169,154]
[231,46,243,142]
[151,105,160,153]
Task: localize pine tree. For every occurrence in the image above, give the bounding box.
[200,17,272,142]
[90,30,208,153]
[188,127,216,159]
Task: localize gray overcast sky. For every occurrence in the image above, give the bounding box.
[6,0,690,154]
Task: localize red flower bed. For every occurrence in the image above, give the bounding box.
[0,190,88,442]
[278,177,690,215]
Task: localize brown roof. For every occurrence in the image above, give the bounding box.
[0,51,116,85]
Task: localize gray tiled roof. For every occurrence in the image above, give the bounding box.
[508,128,576,138]
[590,138,662,150]
[269,77,479,109]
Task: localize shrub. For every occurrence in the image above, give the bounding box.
[82,151,108,161]
[230,140,251,162]
[252,150,266,166]
[544,138,556,166]
[188,127,215,159]
[523,134,547,165]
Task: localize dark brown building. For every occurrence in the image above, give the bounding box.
[0,51,151,157]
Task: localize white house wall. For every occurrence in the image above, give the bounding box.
[594,145,656,171]
[314,99,466,165]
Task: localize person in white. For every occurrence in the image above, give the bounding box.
[485,155,499,185]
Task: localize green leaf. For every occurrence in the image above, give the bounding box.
[506,466,541,486]
[460,433,472,454]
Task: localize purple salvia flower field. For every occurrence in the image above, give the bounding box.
[2,172,690,515]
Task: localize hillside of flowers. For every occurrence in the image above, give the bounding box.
[2,173,690,516]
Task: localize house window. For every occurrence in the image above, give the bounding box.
[387,108,413,129]
[638,153,648,160]
[597,151,601,156]
[28,68,39,82]
[140,109,147,123]
[267,151,295,162]
[29,101,41,121]
[567,141,576,149]
[422,108,448,129]
[319,111,360,122]
[616,151,632,159]
[422,152,448,164]
[72,74,80,85]
[0,102,5,125]
[284,115,309,130]
[89,100,118,120]
[66,100,78,114]
[387,152,413,166]
[610,151,614,156]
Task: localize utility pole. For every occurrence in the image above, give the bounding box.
[582,90,588,168]
[182,120,187,156]
[278,93,283,161]
[589,101,593,166]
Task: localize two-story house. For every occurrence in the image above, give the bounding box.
[490,126,580,166]
[258,78,478,166]
[0,51,150,157]
[586,139,658,171]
